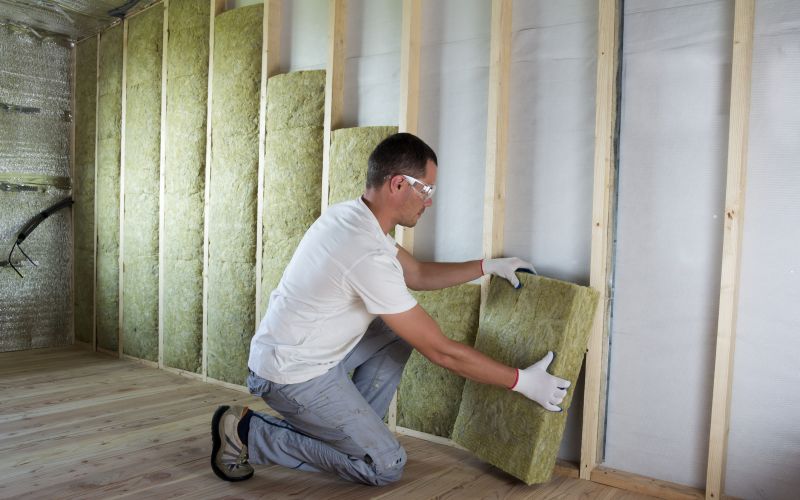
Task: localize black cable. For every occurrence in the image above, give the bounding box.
[4,196,73,278]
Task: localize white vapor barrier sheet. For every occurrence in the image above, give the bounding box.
[725,2,800,498]
[414,0,489,262]
[343,0,400,127]
[605,0,733,488]
[0,26,72,351]
[503,0,598,462]
[281,0,328,72]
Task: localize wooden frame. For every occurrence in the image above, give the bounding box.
[93,33,100,352]
[581,0,622,480]
[320,0,347,212]
[158,0,169,369]
[118,18,129,358]
[481,0,512,306]
[706,1,755,498]
[256,0,283,323]
[393,0,421,254]
[203,0,226,380]
[388,0,422,432]
[69,41,77,346]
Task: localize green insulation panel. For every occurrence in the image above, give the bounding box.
[206,5,263,385]
[452,274,599,484]
[73,37,97,345]
[259,71,325,315]
[398,284,481,438]
[95,24,123,352]
[328,126,397,205]
[162,0,210,373]
[265,70,326,133]
[122,5,163,362]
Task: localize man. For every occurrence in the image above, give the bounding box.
[210,133,570,485]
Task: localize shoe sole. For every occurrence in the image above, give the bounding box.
[210,405,254,482]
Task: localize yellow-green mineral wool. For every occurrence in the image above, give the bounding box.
[452,273,599,484]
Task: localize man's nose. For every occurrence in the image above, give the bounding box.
[424,197,433,208]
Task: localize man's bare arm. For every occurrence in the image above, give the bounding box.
[381,305,516,387]
[395,245,483,291]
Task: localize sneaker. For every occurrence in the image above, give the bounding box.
[211,405,254,481]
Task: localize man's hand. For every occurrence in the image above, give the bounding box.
[482,257,537,288]
[510,351,570,412]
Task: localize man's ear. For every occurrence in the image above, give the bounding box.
[390,175,404,194]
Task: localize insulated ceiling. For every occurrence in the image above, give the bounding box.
[0,0,154,40]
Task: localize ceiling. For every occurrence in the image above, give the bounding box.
[0,0,156,40]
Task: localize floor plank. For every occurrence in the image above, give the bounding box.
[0,347,655,499]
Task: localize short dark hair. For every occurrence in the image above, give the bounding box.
[366,133,437,189]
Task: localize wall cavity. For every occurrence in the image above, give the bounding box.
[206,4,263,385]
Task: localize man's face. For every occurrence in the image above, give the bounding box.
[398,159,437,228]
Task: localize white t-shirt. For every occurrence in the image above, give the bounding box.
[248,197,417,384]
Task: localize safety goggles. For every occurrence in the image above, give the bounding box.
[401,174,436,201]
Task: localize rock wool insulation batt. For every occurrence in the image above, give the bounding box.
[260,70,325,316]
[207,4,263,385]
[73,37,98,345]
[162,0,210,373]
[398,284,481,438]
[328,126,397,204]
[452,274,598,484]
[122,5,163,361]
[96,24,124,352]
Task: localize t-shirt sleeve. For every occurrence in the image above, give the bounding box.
[346,252,417,315]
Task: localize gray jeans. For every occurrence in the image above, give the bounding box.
[246,318,413,485]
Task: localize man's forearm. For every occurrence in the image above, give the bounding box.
[410,260,483,290]
[435,339,517,388]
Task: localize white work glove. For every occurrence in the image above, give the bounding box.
[481,257,537,288]
[510,351,570,412]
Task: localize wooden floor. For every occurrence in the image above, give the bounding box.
[0,347,655,499]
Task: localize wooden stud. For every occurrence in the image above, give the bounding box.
[480,0,512,305]
[320,0,347,212]
[70,41,77,346]
[581,0,622,480]
[706,1,754,498]
[394,0,422,254]
[395,426,468,451]
[203,0,226,381]
[93,33,100,352]
[256,0,283,323]
[592,467,705,500]
[158,0,169,369]
[388,0,422,433]
[118,18,129,358]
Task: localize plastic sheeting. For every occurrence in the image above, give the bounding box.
[0,24,72,351]
[605,0,733,488]
[725,2,800,498]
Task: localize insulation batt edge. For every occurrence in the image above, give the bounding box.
[162,0,210,373]
[398,284,481,438]
[207,4,263,385]
[260,70,326,315]
[328,126,398,204]
[122,5,163,362]
[73,37,98,345]
[452,273,598,484]
[95,24,124,352]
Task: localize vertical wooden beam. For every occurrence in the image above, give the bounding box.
[203,0,226,380]
[389,0,422,432]
[394,0,421,254]
[118,18,129,358]
[256,0,283,323]
[581,0,621,480]
[70,41,77,346]
[321,0,347,212]
[158,0,169,368]
[93,33,100,352]
[481,0,512,305]
[706,1,754,498]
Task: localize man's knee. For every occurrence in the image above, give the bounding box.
[366,445,407,486]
